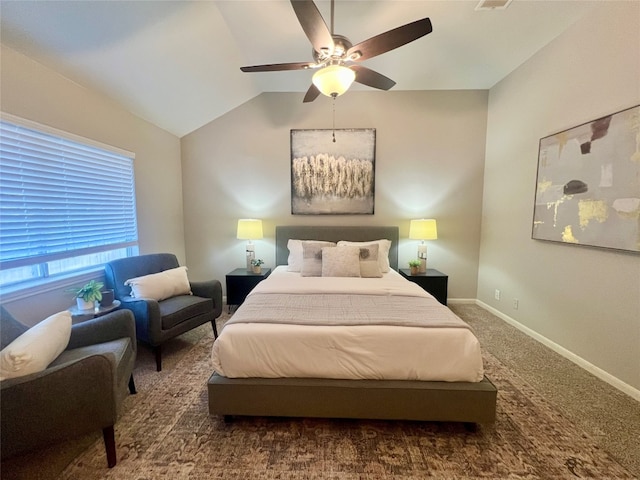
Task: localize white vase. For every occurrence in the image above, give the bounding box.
[76,298,94,310]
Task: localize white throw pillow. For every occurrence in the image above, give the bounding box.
[125,266,192,301]
[321,246,361,277]
[0,311,72,381]
[337,239,392,272]
[300,241,336,277]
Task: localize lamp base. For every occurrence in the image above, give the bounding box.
[417,243,427,273]
[418,258,427,274]
[246,243,255,272]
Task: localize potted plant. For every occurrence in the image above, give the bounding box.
[69,280,104,310]
[408,259,421,275]
[251,258,264,274]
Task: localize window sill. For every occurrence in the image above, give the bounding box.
[0,268,105,304]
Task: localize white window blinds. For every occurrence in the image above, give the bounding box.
[0,118,138,271]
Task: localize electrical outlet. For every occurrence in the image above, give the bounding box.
[494,289,501,300]
[513,298,519,310]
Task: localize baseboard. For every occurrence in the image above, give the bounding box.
[475,300,640,402]
[447,298,477,305]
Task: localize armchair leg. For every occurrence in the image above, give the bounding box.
[102,425,117,468]
[128,374,137,394]
[154,345,162,372]
[211,319,219,339]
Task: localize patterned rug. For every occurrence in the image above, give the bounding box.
[55,322,634,480]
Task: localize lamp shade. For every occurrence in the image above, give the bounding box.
[312,65,356,98]
[237,219,263,240]
[409,219,438,240]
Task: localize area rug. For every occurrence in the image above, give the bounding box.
[58,328,633,480]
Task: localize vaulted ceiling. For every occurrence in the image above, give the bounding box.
[0,1,595,137]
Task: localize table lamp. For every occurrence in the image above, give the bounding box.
[237,219,263,271]
[409,219,438,273]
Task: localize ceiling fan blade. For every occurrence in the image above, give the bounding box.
[351,65,396,91]
[290,0,334,55]
[347,17,432,62]
[303,84,321,103]
[240,62,316,73]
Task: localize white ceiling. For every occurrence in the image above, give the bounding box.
[0,0,595,137]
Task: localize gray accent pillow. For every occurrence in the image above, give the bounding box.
[321,246,361,277]
[337,239,392,272]
[357,243,382,278]
[301,241,336,277]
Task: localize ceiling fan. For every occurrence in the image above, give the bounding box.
[240,0,433,102]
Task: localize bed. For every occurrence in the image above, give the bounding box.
[208,226,497,424]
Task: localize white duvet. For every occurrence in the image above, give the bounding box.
[211,267,484,382]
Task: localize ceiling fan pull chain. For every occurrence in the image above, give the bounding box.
[332,96,336,143]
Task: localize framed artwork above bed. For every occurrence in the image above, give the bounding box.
[290,128,376,215]
[532,105,640,253]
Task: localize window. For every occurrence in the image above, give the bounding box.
[0,114,139,293]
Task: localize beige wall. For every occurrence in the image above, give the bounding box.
[479,2,640,393]
[181,90,488,299]
[0,45,185,324]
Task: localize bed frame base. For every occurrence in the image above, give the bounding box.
[208,374,497,424]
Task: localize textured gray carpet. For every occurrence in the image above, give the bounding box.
[1,304,638,479]
[450,304,640,477]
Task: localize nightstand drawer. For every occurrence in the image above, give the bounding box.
[399,268,448,305]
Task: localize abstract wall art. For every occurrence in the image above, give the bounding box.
[291,128,375,215]
[532,105,640,253]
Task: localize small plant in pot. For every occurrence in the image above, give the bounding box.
[408,259,421,275]
[251,258,264,274]
[69,280,104,310]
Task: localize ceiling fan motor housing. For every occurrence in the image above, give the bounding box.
[313,34,354,65]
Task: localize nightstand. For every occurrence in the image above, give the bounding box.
[399,268,448,305]
[226,267,271,310]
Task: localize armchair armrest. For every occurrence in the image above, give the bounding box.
[67,309,137,353]
[190,280,223,318]
[0,354,116,458]
[118,296,162,345]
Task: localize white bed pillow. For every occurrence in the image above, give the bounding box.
[355,243,382,278]
[300,241,336,277]
[337,239,392,272]
[0,311,72,380]
[125,266,192,301]
[321,246,361,277]
[286,239,303,271]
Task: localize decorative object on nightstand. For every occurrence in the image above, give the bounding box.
[409,219,437,273]
[226,267,271,311]
[399,268,448,305]
[408,259,421,275]
[237,219,263,272]
[251,258,264,274]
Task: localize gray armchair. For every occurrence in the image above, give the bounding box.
[104,253,222,371]
[0,306,137,468]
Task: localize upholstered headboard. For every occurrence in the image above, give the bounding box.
[275,225,399,270]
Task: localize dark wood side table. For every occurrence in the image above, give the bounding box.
[226,268,271,311]
[399,269,448,305]
[69,300,121,324]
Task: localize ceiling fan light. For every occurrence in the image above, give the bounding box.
[312,65,356,98]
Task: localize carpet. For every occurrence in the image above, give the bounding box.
[56,324,634,479]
